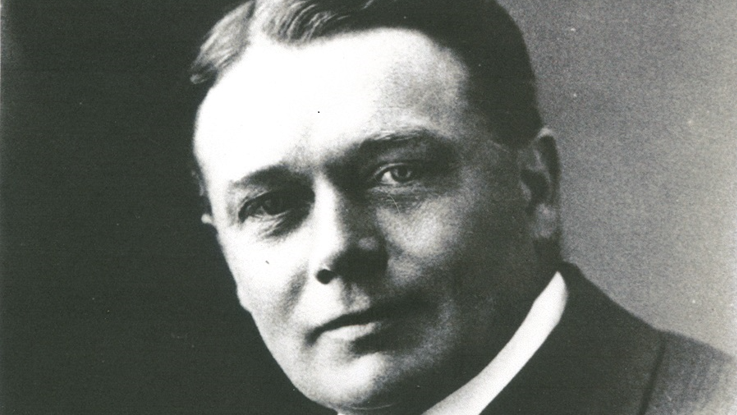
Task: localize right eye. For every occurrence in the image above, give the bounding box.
[238,190,310,223]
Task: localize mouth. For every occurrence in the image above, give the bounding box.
[312,297,424,343]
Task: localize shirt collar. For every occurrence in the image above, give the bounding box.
[422,272,568,415]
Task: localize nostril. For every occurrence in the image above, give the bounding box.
[316,269,337,284]
[313,247,388,285]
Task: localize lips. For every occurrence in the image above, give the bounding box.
[312,297,425,342]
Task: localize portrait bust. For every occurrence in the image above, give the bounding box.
[1,0,733,413]
[185,0,735,414]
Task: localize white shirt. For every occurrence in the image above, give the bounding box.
[336,273,568,415]
[423,272,568,415]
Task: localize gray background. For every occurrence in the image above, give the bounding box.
[499,0,737,352]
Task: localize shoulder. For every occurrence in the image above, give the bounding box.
[558,264,736,415]
[644,332,736,415]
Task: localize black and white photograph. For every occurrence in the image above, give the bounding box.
[2,1,736,414]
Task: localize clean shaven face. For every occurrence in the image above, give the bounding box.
[194,28,541,414]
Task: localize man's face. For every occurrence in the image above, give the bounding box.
[194,28,542,413]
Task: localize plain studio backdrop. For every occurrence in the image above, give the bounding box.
[2,0,735,413]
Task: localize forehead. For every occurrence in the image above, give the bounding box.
[194,28,474,187]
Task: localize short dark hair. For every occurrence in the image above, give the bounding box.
[190,0,542,149]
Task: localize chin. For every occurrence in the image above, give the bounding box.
[293,352,428,415]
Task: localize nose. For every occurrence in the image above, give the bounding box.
[308,183,386,284]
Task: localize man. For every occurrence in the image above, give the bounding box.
[187,0,735,413]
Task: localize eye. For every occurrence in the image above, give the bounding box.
[377,164,420,185]
[238,190,310,222]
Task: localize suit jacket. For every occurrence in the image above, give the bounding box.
[481,263,736,415]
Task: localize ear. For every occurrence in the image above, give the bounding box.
[517,128,560,244]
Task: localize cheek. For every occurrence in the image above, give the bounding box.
[383,192,522,260]
[217,230,307,322]
[379,182,530,299]
[388,206,461,261]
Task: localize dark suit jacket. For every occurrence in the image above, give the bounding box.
[481,263,736,415]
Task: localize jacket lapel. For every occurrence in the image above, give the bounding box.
[481,264,663,415]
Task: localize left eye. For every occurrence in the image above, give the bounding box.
[377,165,419,185]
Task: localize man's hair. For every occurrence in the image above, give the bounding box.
[189,0,542,149]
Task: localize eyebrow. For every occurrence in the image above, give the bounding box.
[227,165,301,191]
[357,127,450,151]
[227,128,448,189]
[357,126,511,155]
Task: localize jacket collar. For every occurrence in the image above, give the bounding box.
[481,263,664,415]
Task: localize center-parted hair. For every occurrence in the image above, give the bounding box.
[190,0,542,149]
